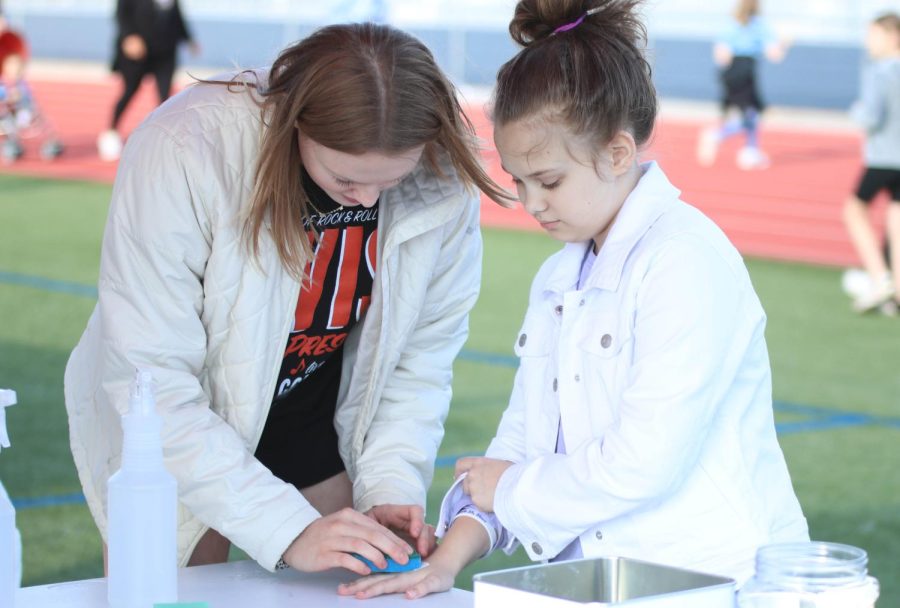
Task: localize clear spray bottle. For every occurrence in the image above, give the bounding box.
[0,388,21,608]
[107,370,178,608]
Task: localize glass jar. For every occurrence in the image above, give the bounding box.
[738,542,880,608]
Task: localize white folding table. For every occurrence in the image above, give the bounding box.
[16,559,473,607]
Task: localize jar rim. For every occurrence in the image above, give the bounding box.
[757,542,867,565]
[755,541,868,589]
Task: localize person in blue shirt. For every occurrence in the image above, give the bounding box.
[697,0,789,170]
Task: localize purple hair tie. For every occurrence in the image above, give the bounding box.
[551,7,601,35]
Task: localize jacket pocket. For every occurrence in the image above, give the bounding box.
[513,307,554,358]
[575,309,634,411]
[576,311,633,358]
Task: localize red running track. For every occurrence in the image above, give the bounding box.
[1,77,886,268]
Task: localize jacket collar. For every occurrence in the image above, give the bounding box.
[544,161,681,294]
[378,150,467,254]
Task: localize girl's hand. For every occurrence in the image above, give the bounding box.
[282,507,414,576]
[121,34,147,60]
[338,515,490,599]
[712,42,733,67]
[365,504,437,557]
[337,555,457,600]
[455,457,513,513]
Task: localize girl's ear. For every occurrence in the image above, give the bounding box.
[605,130,638,177]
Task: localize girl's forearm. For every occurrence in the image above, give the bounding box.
[432,516,492,575]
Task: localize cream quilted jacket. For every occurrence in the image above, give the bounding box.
[64,74,482,571]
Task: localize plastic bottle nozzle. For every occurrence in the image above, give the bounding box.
[130,369,155,416]
[138,370,154,416]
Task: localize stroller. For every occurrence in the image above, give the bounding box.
[0,28,63,163]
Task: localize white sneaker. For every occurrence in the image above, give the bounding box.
[736,146,770,170]
[841,268,872,300]
[97,129,122,161]
[852,275,895,313]
[696,128,720,167]
[879,299,898,317]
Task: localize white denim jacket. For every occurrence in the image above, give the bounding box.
[466,162,808,584]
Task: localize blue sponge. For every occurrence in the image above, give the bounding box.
[353,551,422,573]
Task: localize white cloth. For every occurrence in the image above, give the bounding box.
[483,162,808,584]
[64,71,482,571]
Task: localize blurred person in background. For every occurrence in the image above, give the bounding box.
[66,22,511,577]
[0,5,34,135]
[842,12,900,315]
[696,0,790,170]
[0,5,26,94]
[97,0,199,161]
[0,0,23,90]
[0,13,64,163]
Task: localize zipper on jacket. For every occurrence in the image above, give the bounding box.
[250,276,303,452]
[348,192,469,458]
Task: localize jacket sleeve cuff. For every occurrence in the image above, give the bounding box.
[436,476,466,537]
[255,505,321,571]
[493,462,547,560]
[354,482,423,516]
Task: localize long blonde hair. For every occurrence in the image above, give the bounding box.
[235,23,511,280]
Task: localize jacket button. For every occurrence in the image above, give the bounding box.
[579,299,585,306]
[531,542,543,555]
[574,374,580,382]
[595,531,603,540]
[554,305,563,315]
[518,333,527,347]
[601,334,612,348]
[552,378,558,392]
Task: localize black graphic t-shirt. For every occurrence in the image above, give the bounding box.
[255,170,378,489]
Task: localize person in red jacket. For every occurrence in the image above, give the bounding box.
[0,2,27,84]
[0,25,26,85]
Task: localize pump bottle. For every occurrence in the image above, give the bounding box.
[107,370,178,607]
[0,388,21,608]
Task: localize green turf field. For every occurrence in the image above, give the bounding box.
[1,173,898,604]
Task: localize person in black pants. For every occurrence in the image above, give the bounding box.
[695,0,789,170]
[98,0,198,160]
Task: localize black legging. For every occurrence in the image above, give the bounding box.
[111,50,177,130]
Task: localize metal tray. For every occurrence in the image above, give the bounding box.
[473,556,736,607]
